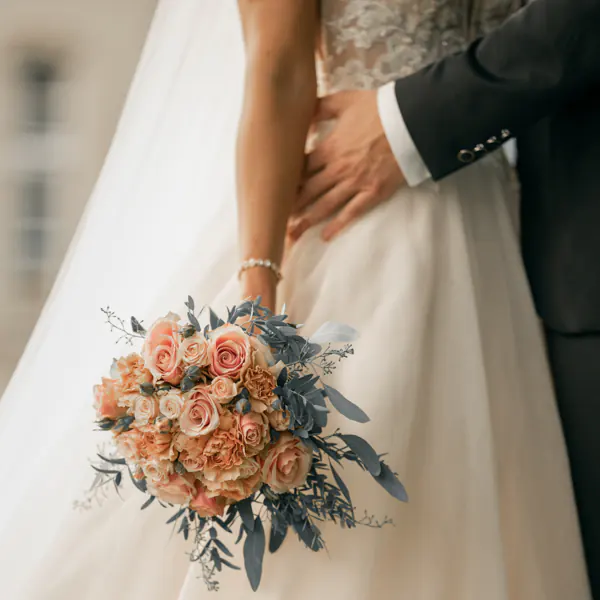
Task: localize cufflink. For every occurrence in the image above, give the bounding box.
[457,149,475,163]
[474,144,486,154]
[486,136,499,147]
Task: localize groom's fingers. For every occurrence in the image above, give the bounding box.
[287,183,354,240]
[321,193,374,241]
[294,167,336,214]
[313,91,353,122]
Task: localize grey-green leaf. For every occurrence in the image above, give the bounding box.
[329,461,352,505]
[244,517,266,591]
[339,434,381,476]
[323,384,369,423]
[373,462,408,502]
[237,498,254,532]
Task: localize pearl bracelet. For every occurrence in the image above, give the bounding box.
[238,258,283,281]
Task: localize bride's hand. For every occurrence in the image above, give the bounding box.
[240,268,277,312]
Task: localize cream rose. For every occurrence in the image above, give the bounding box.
[142,459,174,485]
[134,396,159,425]
[142,314,183,385]
[180,386,220,437]
[159,391,185,420]
[94,378,127,421]
[208,325,251,381]
[239,412,270,456]
[210,376,238,405]
[149,473,196,505]
[268,409,291,432]
[190,482,226,517]
[263,432,312,493]
[179,333,210,367]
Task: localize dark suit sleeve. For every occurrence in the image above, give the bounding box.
[395,0,600,181]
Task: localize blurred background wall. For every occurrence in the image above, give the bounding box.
[0,0,158,394]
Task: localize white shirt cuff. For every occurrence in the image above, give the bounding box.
[377,81,432,187]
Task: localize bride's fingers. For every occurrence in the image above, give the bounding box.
[321,192,375,242]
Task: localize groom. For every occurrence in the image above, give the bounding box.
[293,0,600,594]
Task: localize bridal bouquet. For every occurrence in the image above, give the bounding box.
[89,297,407,591]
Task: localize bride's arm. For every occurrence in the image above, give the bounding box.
[237,0,318,309]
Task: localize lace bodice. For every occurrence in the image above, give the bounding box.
[318,0,522,93]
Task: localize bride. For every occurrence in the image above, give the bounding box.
[0,0,592,598]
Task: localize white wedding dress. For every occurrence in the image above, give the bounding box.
[0,1,592,599]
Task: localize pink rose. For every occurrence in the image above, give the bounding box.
[174,433,209,473]
[190,482,226,517]
[94,378,127,420]
[208,325,251,381]
[263,432,312,493]
[159,391,184,420]
[134,396,159,425]
[142,459,174,484]
[149,473,196,505]
[268,409,291,432]
[142,314,183,385]
[210,376,238,405]
[180,386,220,437]
[239,412,270,456]
[202,464,262,503]
[178,334,210,368]
[110,353,153,395]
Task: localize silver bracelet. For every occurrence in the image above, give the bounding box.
[238,258,283,281]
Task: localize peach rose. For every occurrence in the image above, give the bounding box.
[239,412,270,456]
[142,459,174,485]
[134,396,159,425]
[243,366,277,413]
[110,353,153,395]
[202,427,245,478]
[94,378,127,421]
[210,376,238,405]
[268,409,291,432]
[115,428,143,461]
[263,432,312,493]
[159,391,184,420]
[190,482,226,517]
[180,386,220,437]
[149,473,196,505]
[178,333,210,368]
[138,421,175,461]
[175,433,209,473]
[202,465,261,502]
[142,314,183,385]
[209,325,251,381]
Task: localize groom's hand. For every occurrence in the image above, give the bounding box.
[288,90,406,242]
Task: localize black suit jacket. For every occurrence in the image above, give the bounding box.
[394,0,600,334]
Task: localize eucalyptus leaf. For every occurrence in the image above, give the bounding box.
[373,462,409,502]
[329,462,352,505]
[140,496,156,510]
[187,296,195,312]
[139,382,155,397]
[209,308,225,330]
[323,384,369,423]
[339,434,381,476]
[237,498,255,532]
[309,321,358,344]
[166,508,186,524]
[131,316,146,335]
[243,517,266,591]
[211,547,222,572]
[188,311,201,332]
[268,523,288,553]
[213,538,234,558]
[220,558,241,571]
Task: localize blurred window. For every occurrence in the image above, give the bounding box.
[21,59,58,132]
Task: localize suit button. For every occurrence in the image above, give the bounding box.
[486,136,499,147]
[500,129,511,139]
[458,149,475,163]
